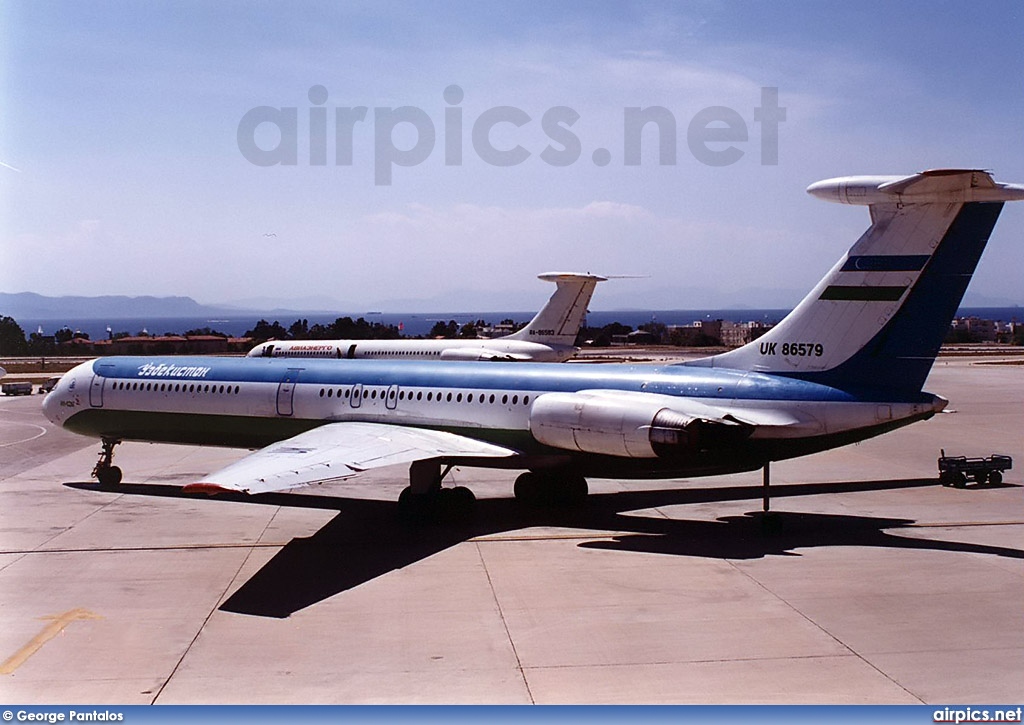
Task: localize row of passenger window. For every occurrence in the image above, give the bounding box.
[344,350,443,357]
[112,380,241,395]
[110,378,529,405]
[275,349,441,357]
[366,350,441,356]
[317,387,531,406]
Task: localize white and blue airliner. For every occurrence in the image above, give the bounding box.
[246,272,606,362]
[43,170,1024,518]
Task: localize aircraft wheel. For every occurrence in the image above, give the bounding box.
[399,485,475,523]
[515,471,587,508]
[560,474,588,506]
[544,473,588,507]
[398,485,428,522]
[450,485,476,507]
[513,472,537,501]
[514,472,543,506]
[97,466,122,487]
[439,486,476,521]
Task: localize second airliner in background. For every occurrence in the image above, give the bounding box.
[246,272,605,362]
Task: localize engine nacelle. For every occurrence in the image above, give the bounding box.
[529,391,704,458]
[806,171,1024,206]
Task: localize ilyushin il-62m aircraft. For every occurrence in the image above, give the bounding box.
[43,170,1023,520]
[246,272,606,363]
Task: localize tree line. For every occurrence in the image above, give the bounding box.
[243,317,664,346]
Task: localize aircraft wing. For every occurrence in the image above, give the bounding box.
[438,347,532,361]
[477,351,532,361]
[183,421,519,495]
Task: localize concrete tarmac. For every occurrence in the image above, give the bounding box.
[0,358,1021,704]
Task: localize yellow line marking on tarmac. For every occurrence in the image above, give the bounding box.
[1,608,102,675]
[907,520,1024,528]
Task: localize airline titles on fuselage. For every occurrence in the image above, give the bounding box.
[137,363,213,379]
[284,344,336,352]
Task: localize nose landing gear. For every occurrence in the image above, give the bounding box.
[91,438,123,487]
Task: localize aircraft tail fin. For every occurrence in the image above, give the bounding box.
[692,170,1024,395]
[505,272,607,345]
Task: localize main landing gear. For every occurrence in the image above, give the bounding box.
[513,470,588,508]
[91,438,123,487]
[396,463,591,522]
[397,459,476,522]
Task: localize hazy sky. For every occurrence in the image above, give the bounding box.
[2,1,1023,310]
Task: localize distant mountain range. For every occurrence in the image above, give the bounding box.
[1,289,1020,320]
[0,292,235,319]
[0,292,346,320]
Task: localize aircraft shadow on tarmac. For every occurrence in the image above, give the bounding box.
[65,477,1024,619]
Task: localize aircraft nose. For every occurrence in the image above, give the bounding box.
[42,385,62,425]
[42,364,87,426]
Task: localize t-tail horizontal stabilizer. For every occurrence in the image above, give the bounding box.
[693,169,1024,396]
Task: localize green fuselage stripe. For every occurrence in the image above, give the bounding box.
[818,285,908,302]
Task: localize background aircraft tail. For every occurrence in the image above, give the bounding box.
[505,272,607,346]
[694,170,1024,395]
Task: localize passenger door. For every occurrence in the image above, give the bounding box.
[89,365,114,408]
[276,368,302,416]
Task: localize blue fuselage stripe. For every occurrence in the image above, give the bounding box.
[87,356,930,404]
